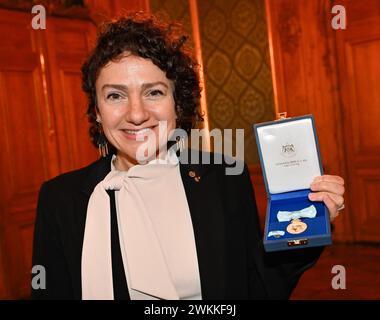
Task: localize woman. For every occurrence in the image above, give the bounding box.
[31,13,345,300]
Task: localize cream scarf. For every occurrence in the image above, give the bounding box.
[81,152,202,300]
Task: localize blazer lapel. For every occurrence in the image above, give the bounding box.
[179,161,226,299]
[80,155,113,197]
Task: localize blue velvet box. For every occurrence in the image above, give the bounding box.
[253,115,332,252]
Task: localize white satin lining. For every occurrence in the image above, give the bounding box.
[81,152,202,300]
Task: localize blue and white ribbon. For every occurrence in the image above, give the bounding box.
[277,205,317,222]
[268,230,285,238]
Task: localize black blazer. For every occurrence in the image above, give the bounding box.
[31,151,323,300]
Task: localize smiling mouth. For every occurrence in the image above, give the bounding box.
[120,126,156,138]
[123,128,152,135]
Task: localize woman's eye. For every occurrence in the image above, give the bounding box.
[148,89,164,97]
[106,93,123,101]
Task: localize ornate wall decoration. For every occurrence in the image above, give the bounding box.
[199,0,275,164]
[231,0,257,37]
[203,7,226,43]
[151,0,275,164]
[234,44,262,81]
[150,0,194,46]
[207,51,231,86]
[212,92,235,128]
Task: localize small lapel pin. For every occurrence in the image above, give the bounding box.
[188,170,201,182]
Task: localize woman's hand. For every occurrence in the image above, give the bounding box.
[308,175,345,222]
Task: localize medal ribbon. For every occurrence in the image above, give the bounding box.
[277,204,317,222]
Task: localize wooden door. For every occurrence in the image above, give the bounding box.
[0,9,98,298]
[265,0,380,243]
[334,0,380,242]
[0,9,60,298]
[44,17,98,173]
[265,0,352,241]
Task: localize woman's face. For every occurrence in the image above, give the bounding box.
[95,54,177,169]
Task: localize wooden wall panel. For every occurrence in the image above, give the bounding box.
[45,18,98,173]
[85,0,150,24]
[61,72,95,167]
[265,0,352,241]
[355,171,380,241]
[347,40,380,156]
[18,222,35,296]
[0,9,56,299]
[266,0,380,242]
[113,0,151,12]
[2,72,46,196]
[0,253,7,298]
[2,221,35,298]
[0,9,103,299]
[334,0,380,242]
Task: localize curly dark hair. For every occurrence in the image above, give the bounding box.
[81,12,203,152]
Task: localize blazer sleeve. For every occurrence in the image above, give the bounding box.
[31,182,74,299]
[239,163,324,299]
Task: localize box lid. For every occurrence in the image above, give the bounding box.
[254,115,323,195]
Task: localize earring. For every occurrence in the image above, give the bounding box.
[96,121,109,157]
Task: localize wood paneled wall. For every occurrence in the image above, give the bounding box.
[265,0,349,241]
[333,0,380,242]
[0,9,98,299]
[0,0,150,300]
[85,0,151,23]
[265,0,380,242]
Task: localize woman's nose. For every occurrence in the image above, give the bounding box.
[124,95,150,125]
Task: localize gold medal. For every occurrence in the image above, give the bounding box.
[286,219,307,234]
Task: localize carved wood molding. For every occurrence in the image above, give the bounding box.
[0,0,91,19]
